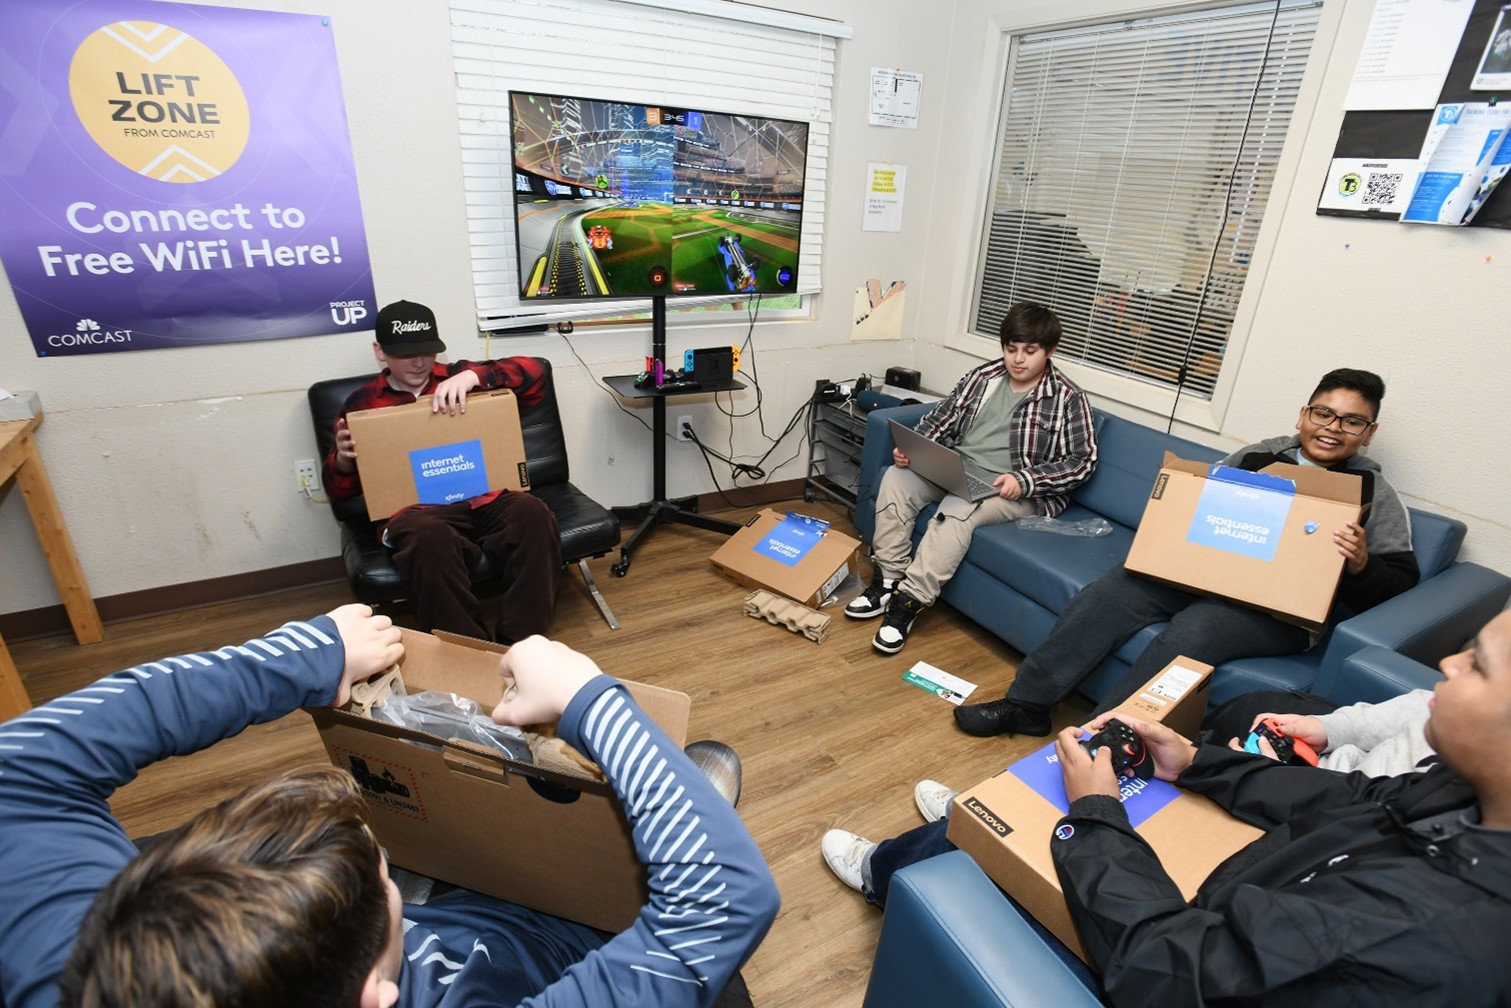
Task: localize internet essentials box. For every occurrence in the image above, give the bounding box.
[345,388,530,521]
[1124,453,1363,631]
[710,508,860,607]
[308,628,690,932]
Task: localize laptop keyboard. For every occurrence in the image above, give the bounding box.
[964,472,997,500]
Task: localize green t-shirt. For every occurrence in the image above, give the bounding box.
[956,383,1027,474]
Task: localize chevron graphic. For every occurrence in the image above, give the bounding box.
[100,22,190,64]
[138,144,224,182]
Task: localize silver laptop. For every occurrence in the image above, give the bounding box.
[887,419,1000,502]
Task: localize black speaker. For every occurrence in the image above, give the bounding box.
[885,367,921,391]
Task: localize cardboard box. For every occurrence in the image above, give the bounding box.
[346,389,530,521]
[1116,656,1214,740]
[1124,453,1363,630]
[710,508,860,608]
[308,628,690,932]
[947,745,1262,962]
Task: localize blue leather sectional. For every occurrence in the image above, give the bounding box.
[853,403,1511,707]
[850,403,1511,1005]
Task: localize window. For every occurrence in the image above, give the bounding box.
[450,0,846,330]
[971,0,1320,398]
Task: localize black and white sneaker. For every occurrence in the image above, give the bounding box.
[873,590,926,654]
[844,574,896,619]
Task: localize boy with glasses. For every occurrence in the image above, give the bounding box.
[952,367,1417,738]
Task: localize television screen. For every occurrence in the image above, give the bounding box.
[509,91,809,301]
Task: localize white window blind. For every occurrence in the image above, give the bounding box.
[972,0,1320,398]
[450,0,843,330]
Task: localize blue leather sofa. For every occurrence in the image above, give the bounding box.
[853,404,1511,707]
[859,647,1448,1007]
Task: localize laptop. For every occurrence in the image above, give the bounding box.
[887,419,1001,502]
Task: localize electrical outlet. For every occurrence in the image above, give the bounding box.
[294,459,319,493]
[676,415,694,441]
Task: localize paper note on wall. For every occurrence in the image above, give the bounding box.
[852,279,906,342]
[863,162,906,231]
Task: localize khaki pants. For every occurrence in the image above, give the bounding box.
[870,465,1035,606]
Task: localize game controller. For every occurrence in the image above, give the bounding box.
[1080,718,1155,779]
[1242,718,1320,766]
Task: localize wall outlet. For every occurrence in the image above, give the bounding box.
[294,459,319,493]
[676,415,694,441]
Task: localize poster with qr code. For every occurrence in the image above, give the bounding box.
[1318,158,1419,214]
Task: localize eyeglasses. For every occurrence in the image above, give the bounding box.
[1303,405,1374,435]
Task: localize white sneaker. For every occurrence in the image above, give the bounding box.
[821,829,876,892]
[844,577,895,619]
[914,779,958,823]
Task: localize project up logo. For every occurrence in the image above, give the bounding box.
[330,300,369,326]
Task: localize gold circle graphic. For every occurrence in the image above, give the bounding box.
[69,21,250,183]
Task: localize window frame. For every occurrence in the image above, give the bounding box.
[940,0,1328,432]
[448,0,846,335]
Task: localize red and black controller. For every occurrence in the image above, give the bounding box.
[1243,717,1320,766]
[1080,718,1156,779]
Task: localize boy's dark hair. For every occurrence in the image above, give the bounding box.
[998,301,1063,351]
[1310,368,1386,419]
[59,766,390,1008]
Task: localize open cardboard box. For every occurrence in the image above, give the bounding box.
[1124,452,1363,631]
[945,657,1258,962]
[710,507,860,608]
[308,628,690,932]
[346,389,530,521]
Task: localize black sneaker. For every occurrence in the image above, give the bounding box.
[953,697,1052,737]
[873,591,925,654]
[844,573,896,619]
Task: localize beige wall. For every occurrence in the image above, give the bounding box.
[0,0,952,615]
[2,0,1506,618]
[910,0,1511,571]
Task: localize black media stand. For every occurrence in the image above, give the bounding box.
[602,296,746,576]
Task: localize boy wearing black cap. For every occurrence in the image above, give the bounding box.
[321,300,561,644]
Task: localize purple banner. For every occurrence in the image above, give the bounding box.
[0,1,375,356]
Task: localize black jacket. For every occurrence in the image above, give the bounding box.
[1052,746,1511,1006]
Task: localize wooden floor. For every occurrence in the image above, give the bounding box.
[9,499,1091,1008]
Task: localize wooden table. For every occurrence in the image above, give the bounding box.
[0,410,103,719]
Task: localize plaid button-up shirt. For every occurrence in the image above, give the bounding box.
[914,358,1097,516]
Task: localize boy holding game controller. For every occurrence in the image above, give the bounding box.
[823,609,1511,1004]
[1206,687,1437,776]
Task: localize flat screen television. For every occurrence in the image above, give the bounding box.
[509,90,809,301]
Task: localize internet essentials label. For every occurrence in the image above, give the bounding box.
[1185,465,1295,562]
[409,439,489,504]
[1008,740,1178,828]
[754,511,830,568]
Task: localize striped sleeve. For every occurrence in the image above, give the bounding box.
[0,617,347,1008]
[523,678,778,1008]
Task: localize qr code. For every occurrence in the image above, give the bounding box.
[1362,173,1403,206]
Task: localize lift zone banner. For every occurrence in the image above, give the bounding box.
[0,1,375,356]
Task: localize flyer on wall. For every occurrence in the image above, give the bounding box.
[0,1,376,356]
[1400,100,1511,224]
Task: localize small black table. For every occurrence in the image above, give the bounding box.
[602,373,748,575]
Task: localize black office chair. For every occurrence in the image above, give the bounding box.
[307,357,622,629]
